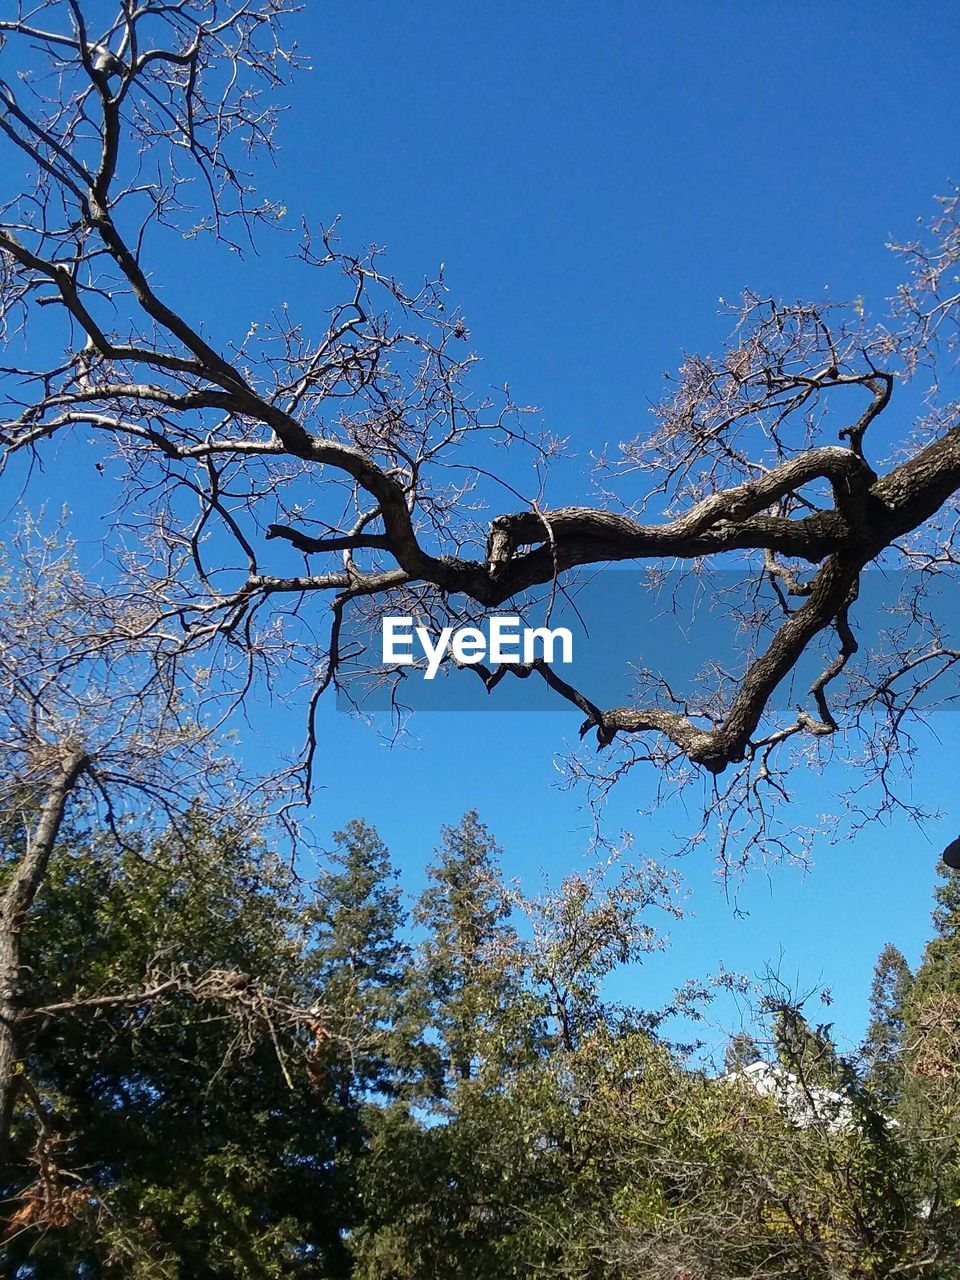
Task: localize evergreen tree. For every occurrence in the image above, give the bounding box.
[413,812,519,1089]
[308,819,418,1100]
[898,865,960,1129]
[13,808,960,1278]
[911,864,960,1002]
[2,814,365,1277]
[894,865,960,1233]
[862,942,913,1103]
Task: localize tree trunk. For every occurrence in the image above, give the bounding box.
[0,749,88,1172]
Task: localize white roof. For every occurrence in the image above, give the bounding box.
[721,1059,853,1132]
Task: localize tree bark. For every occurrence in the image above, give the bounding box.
[0,749,88,1173]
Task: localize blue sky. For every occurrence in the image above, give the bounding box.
[6,2,960,1056]
[267,2,960,1054]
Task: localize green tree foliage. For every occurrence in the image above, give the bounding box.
[6,809,960,1277]
[863,943,913,1104]
[887,866,960,1258]
[412,812,524,1091]
[771,1004,843,1089]
[513,851,682,1054]
[306,820,422,1101]
[356,1024,927,1280]
[723,1031,762,1074]
[355,843,960,1279]
[1,812,409,1277]
[911,865,960,1005]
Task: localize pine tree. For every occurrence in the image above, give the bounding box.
[898,865,960,1097]
[862,942,912,1103]
[413,812,519,1088]
[309,819,416,1099]
[911,865,960,1001]
[891,866,960,1231]
[896,865,960,1106]
[6,813,357,1277]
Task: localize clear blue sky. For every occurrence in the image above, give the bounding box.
[8,2,960,1055]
